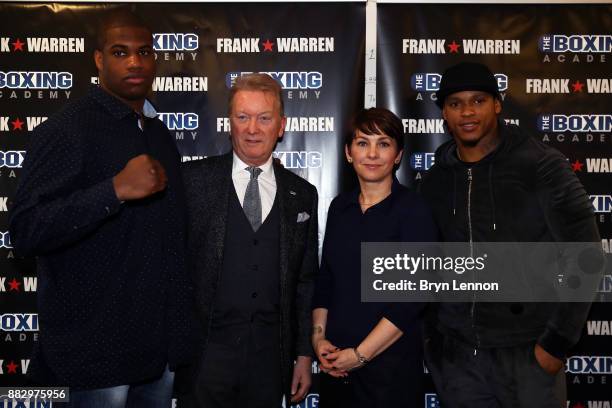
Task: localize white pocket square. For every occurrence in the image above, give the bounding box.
[297,212,310,223]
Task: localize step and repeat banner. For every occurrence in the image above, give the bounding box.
[0,2,611,407]
[0,2,365,407]
[377,3,612,407]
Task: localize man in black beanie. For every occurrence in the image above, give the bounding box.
[420,62,600,407]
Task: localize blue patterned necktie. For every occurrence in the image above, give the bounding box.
[243,166,263,231]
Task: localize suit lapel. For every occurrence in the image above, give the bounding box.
[274,164,297,300]
[209,153,233,267]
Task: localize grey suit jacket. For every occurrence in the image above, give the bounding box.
[181,152,318,394]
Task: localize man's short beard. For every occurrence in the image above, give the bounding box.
[457,138,480,148]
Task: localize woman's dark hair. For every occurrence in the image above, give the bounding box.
[345,107,404,153]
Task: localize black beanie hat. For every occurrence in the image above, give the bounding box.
[436,62,500,108]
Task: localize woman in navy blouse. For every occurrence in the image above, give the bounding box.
[312,108,438,407]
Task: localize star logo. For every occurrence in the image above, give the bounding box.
[6,360,18,374]
[12,38,25,52]
[571,80,584,93]
[573,403,586,408]
[11,117,24,131]
[447,40,461,53]
[571,160,584,172]
[262,39,274,52]
[8,278,21,291]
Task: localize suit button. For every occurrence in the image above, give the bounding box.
[251,292,258,298]
[253,239,258,245]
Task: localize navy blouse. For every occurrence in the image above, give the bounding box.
[313,178,438,348]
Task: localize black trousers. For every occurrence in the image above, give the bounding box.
[318,339,423,408]
[424,334,566,408]
[182,324,283,408]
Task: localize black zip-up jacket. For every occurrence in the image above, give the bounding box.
[420,122,601,359]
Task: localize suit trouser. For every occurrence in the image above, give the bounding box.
[424,334,566,408]
[187,324,283,408]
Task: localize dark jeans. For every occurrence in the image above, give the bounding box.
[424,334,566,408]
[60,366,174,408]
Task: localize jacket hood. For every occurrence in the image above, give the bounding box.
[430,121,531,233]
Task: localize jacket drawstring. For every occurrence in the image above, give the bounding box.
[452,169,457,216]
[488,163,497,231]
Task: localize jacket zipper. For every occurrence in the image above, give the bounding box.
[467,167,480,356]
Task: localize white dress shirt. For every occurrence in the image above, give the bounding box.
[232,153,277,222]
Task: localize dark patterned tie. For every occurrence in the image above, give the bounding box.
[244,166,263,231]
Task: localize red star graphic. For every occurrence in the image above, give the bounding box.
[571,160,584,172]
[11,117,24,131]
[8,278,21,291]
[447,40,461,53]
[12,38,25,52]
[573,403,586,408]
[6,360,18,374]
[571,80,584,93]
[262,39,274,52]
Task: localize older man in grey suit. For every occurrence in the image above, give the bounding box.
[179,73,318,408]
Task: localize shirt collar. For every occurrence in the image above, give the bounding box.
[232,152,274,178]
[142,99,157,118]
[89,85,156,120]
[340,176,402,211]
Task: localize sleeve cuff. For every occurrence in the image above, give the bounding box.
[99,177,123,216]
[296,344,315,358]
[311,299,329,310]
[383,303,426,333]
[311,289,330,310]
[537,328,574,360]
